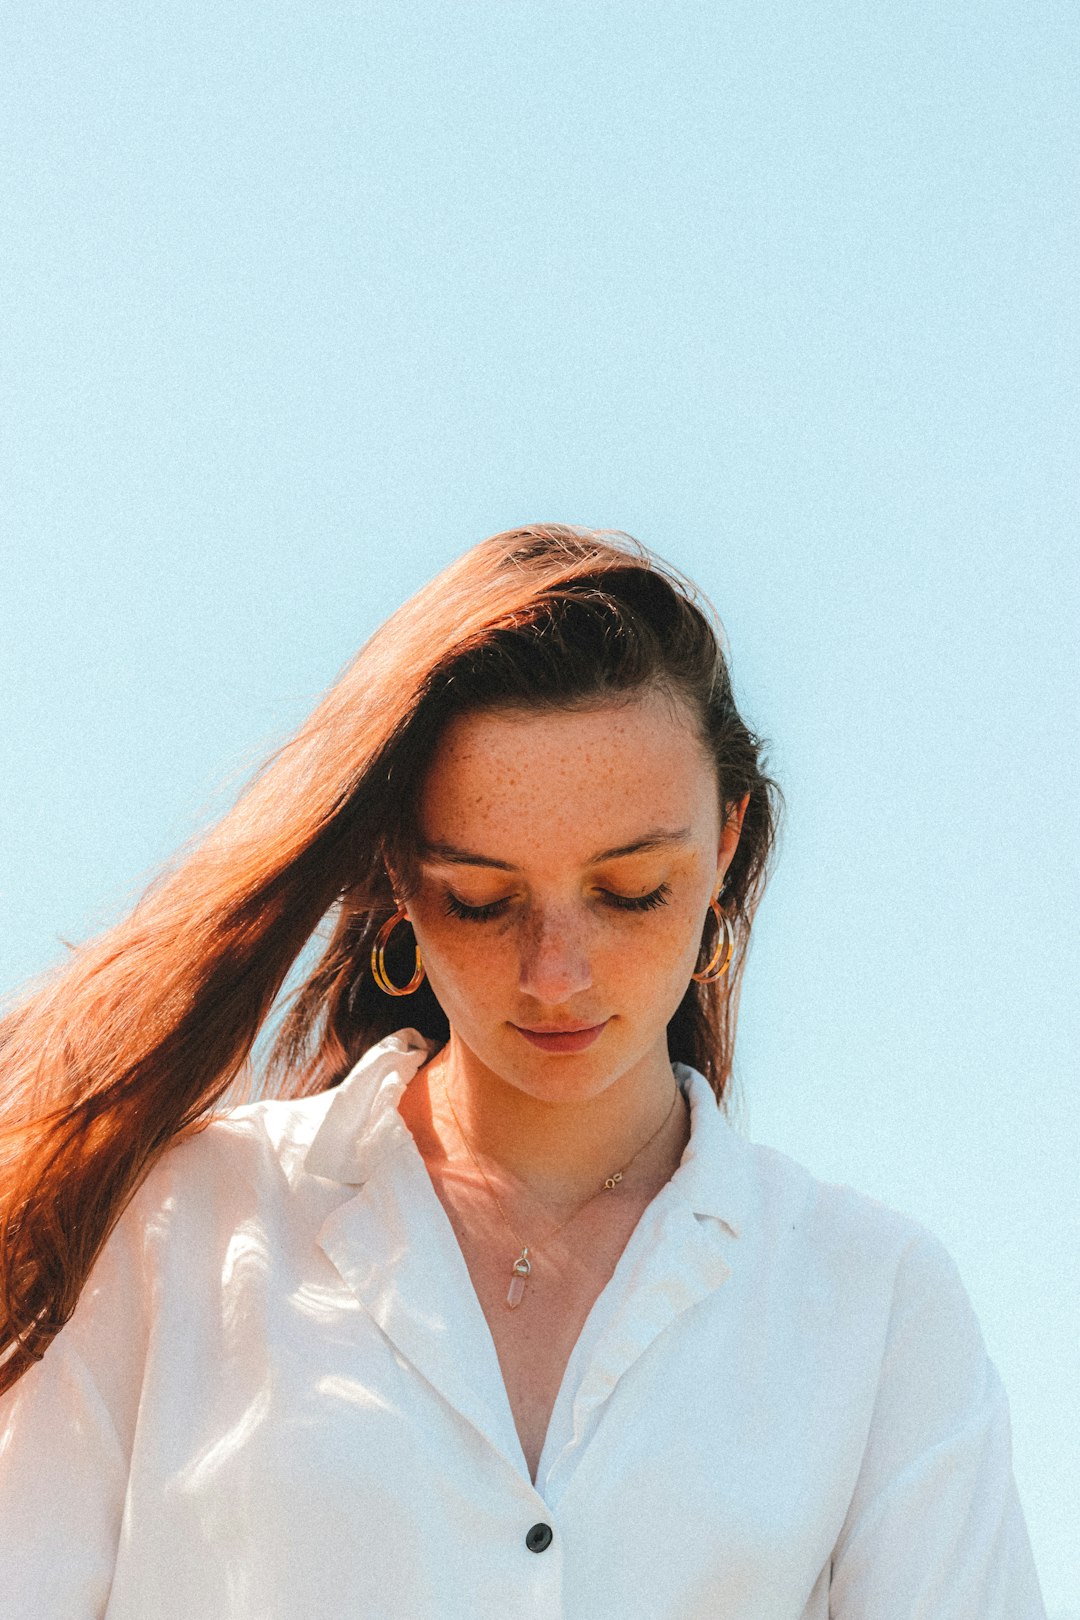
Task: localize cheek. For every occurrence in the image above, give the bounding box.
[605,891,712,1002]
[620,911,701,989]
[410,911,508,1000]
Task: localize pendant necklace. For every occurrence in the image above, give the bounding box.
[442,1072,680,1309]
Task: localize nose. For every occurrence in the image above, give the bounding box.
[517,904,594,1006]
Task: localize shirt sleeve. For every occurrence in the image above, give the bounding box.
[0,1192,153,1620]
[829,1228,1047,1619]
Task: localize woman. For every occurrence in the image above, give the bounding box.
[0,524,1045,1618]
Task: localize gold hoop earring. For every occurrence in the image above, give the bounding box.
[371,908,426,996]
[691,895,736,983]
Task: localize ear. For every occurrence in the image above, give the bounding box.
[382,858,405,913]
[715,790,751,893]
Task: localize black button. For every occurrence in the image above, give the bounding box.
[525,1522,553,1553]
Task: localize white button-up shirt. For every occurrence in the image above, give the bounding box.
[1,1029,1046,1618]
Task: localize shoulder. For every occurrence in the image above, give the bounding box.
[116,1027,430,1242]
[78,1087,340,1303]
[680,1063,957,1317]
[750,1130,942,1257]
[736,1128,978,1349]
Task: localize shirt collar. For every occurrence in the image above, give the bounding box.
[668,1059,751,1237]
[303,1027,432,1185]
[302,1029,752,1239]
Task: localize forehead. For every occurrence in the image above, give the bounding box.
[419,690,718,863]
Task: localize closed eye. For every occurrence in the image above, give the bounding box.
[442,883,672,923]
[442,893,509,922]
[602,883,671,912]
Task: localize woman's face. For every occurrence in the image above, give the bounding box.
[402,686,748,1103]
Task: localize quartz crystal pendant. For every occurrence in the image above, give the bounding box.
[506,1247,531,1309]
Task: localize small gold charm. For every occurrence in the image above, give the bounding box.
[603,1172,623,1189]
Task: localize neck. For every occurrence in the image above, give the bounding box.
[413,1032,689,1208]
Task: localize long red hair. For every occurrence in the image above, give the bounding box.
[0,524,783,1394]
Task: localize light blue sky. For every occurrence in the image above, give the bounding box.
[2,2,1077,1608]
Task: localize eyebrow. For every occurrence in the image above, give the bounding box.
[418,827,694,871]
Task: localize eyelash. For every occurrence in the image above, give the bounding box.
[442,883,672,923]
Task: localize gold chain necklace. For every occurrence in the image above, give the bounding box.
[442,1071,680,1309]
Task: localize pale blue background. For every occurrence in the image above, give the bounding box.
[1,3,1076,1609]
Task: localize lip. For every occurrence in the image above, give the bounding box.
[513,1019,610,1054]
